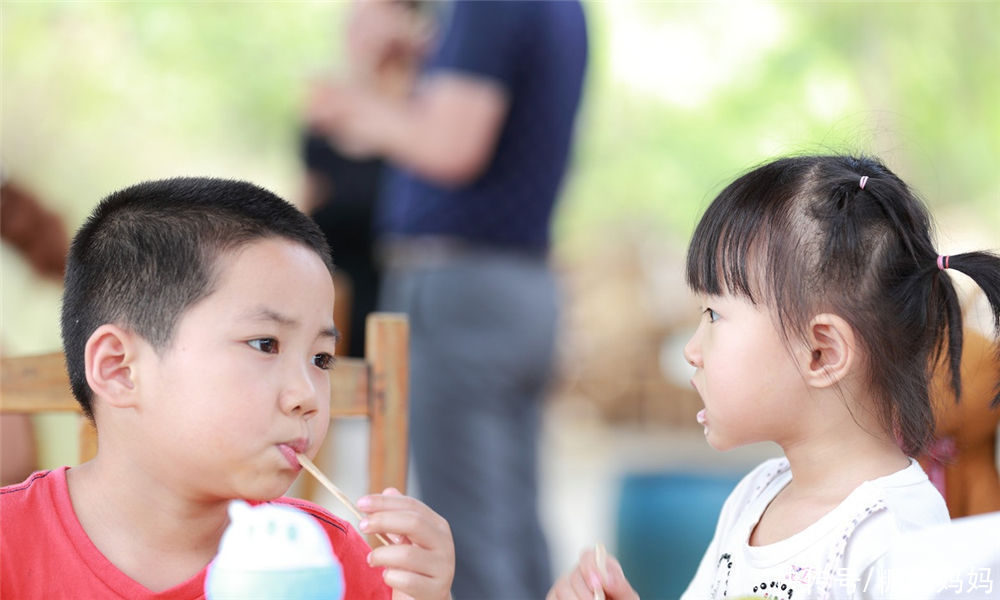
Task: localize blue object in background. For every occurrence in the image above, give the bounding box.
[616,471,743,600]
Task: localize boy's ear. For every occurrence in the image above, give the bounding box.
[84,324,140,409]
[803,313,856,388]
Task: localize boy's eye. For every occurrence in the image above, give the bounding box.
[703,308,719,323]
[312,353,336,370]
[249,338,279,354]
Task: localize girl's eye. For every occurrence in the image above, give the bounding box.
[312,353,336,370]
[249,338,279,354]
[704,308,719,323]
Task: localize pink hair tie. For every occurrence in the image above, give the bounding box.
[937,255,950,270]
[859,175,869,190]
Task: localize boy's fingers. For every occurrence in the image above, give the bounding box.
[361,511,444,547]
[381,568,443,600]
[359,507,451,550]
[358,491,422,512]
[386,532,407,545]
[368,543,452,579]
[371,543,453,600]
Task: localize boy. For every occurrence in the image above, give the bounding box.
[1,178,454,599]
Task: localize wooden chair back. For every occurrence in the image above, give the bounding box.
[0,312,409,496]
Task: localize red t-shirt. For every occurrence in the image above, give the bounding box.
[1,468,391,599]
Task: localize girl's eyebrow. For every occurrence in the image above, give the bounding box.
[243,306,340,343]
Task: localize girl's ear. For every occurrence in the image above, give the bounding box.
[84,324,140,409]
[803,313,857,388]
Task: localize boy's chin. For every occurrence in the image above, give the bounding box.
[236,489,289,503]
[234,478,295,502]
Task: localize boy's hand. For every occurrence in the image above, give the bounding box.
[547,546,638,600]
[357,488,454,600]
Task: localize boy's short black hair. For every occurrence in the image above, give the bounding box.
[61,177,334,421]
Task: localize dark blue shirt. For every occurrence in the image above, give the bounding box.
[378,0,588,251]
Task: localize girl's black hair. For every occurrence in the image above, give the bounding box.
[686,155,1000,455]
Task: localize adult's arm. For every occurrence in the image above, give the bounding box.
[307,73,508,187]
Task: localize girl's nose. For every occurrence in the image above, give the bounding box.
[683,327,702,368]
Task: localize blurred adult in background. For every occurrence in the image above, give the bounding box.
[300,131,382,358]
[0,175,69,485]
[307,1,589,597]
[300,0,429,357]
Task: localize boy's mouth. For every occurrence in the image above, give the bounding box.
[277,439,308,470]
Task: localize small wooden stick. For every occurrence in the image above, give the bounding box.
[594,542,608,600]
[296,453,390,546]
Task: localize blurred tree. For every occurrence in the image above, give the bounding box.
[555,1,999,257]
[2,1,995,250]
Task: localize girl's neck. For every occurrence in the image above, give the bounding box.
[749,433,910,547]
[776,379,911,496]
[779,423,910,497]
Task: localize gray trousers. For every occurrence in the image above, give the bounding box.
[379,248,557,599]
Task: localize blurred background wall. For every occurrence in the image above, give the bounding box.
[3,0,998,589]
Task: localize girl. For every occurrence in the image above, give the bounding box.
[548,155,1000,600]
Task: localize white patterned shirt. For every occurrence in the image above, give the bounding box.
[681,458,949,600]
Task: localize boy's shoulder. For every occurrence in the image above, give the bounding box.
[1,467,67,517]
[266,496,355,539]
[0,473,389,599]
[1,467,127,597]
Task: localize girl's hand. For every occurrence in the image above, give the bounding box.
[357,488,454,600]
[547,546,639,600]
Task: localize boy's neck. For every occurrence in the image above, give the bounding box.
[66,458,230,592]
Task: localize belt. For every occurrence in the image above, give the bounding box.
[377,236,547,269]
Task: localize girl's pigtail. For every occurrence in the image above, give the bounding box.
[939,251,1000,407]
[931,262,965,402]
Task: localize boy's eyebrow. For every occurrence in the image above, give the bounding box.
[321,326,341,343]
[245,307,341,342]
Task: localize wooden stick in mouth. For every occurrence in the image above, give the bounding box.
[296,453,390,546]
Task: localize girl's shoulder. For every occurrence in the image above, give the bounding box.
[832,459,950,579]
[733,457,792,502]
[744,457,791,482]
[854,458,950,533]
[714,457,792,531]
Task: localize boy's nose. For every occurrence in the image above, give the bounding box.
[279,363,321,417]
